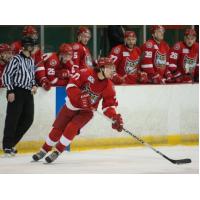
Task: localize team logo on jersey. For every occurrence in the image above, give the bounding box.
[124,57,139,74]
[50,59,57,67]
[154,51,167,67]
[73,44,79,50]
[88,75,95,84]
[146,41,153,48]
[174,43,180,50]
[85,55,93,67]
[183,55,197,73]
[114,47,120,54]
[82,83,100,104]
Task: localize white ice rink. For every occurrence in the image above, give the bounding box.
[0,146,198,174]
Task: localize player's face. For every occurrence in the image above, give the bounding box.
[59,53,73,64]
[104,64,115,79]
[154,28,165,41]
[184,35,196,47]
[125,36,136,49]
[79,32,91,45]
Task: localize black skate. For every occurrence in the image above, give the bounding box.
[45,150,60,163]
[32,150,47,161]
[3,148,17,157]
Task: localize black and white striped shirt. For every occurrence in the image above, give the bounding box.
[3,52,36,91]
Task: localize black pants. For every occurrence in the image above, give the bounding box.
[3,87,34,149]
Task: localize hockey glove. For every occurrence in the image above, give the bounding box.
[112,114,123,132]
[41,78,51,91]
[139,72,148,84]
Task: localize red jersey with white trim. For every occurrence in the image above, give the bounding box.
[109,44,141,77]
[168,41,199,82]
[109,44,143,84]
[140,38,170,80]
[66,68,118,115]
[72,42,93,70]
[44,52,69,86]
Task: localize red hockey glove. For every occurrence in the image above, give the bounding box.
[112,114,123,132]
[112,74,124,85]
[41,78,51,91]
[56,69,70,79]
[139,72,148,84]
[80,92,93,110]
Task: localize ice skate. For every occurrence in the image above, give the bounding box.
[3,148,17,157]
[32,149,47,161]
[45,150,60,163]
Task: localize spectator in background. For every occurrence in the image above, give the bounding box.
[44,43,76,86]
[11,25,51,91]
[109,31,148,85]
[107,25,126,51]
[2,36,37,156]
[168,28,199,83]
[71,26,93,69]
[0,44,13,88]
[140,25,170,84]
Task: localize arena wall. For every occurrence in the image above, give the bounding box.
[0,84,198,152]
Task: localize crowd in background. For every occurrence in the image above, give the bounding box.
[0,25,199,92]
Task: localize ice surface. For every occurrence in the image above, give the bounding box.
[0,146,198,174]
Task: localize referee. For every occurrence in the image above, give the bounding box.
[2,36,37,156]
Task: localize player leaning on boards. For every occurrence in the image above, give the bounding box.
[32,57,123,163]
[2,36,37,156]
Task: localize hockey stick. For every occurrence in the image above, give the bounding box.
[96,111,192,165]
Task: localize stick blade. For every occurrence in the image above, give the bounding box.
[171,158,192,165]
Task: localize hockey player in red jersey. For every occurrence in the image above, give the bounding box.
[72,26,93,69]
[44,43,76,86]
[168,28,199,83]
[32,57,124,163]
[109,31,148,84]
[0,44,13,88]
[11,26,51,90]
[140,25,170,84]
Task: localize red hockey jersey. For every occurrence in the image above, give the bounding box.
[168,41,199,83]
[72,42,93,70]
[109,44,141,84]
[44,52,70,86]
[65,68,118,117]
[140,38,170,82]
